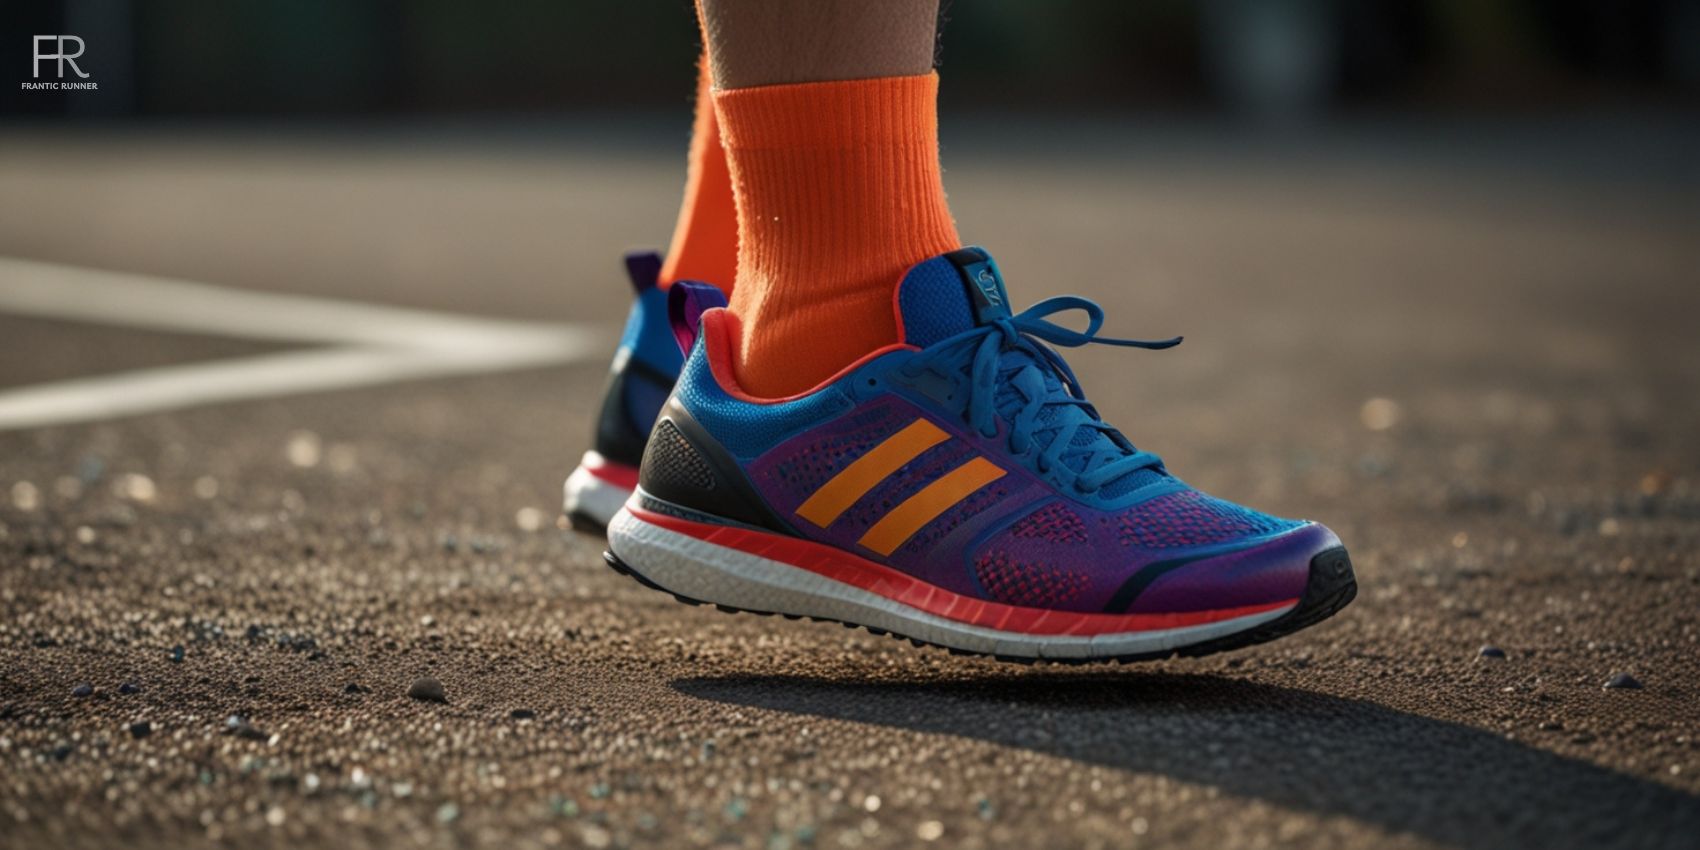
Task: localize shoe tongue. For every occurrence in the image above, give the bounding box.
[894,246,1171,497]
[896,247,1013,347]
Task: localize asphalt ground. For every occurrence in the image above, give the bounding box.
[1,117,1698,850]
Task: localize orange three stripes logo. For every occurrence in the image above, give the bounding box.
[794,419,1006,556]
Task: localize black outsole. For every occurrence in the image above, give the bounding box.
[565,511,608,537]
[601,545,1358,665]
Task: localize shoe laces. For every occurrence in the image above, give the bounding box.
[902,296,1181,495]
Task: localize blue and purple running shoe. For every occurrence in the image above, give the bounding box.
[562,252,684,531]
[605,248,1356,662]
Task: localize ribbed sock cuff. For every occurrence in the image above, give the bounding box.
[714,72,942,151]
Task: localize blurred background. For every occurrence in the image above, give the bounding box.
[4,0,1699,119]
[1,0,1696,472]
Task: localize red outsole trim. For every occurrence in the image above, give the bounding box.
[627,504,1298,637]
[581,453,639,490]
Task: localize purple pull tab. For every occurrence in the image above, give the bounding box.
[622,251,662,294]
[667,280,729,356]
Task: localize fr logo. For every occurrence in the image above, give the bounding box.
[33,35,89,79]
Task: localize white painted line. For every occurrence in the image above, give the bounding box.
[0,256,610,430]
[0,256,572,348]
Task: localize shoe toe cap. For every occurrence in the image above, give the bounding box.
[1117,522,1344,615]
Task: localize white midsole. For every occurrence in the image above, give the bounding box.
[562,455,634,528]
[606,497,1297,660]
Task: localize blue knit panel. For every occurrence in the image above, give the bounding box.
[897,256,975,347]
[1098,466,1169,499]
[623,282,685,376]
[672,344,855,461]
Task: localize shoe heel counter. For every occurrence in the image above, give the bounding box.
[637,310,848,533]
[637,396,791,533]
[593,278,684,468]
[635,313,737,518]
[591,354,660,468]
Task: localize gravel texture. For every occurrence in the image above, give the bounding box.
[1,123,1697,849]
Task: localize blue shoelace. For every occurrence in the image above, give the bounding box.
[901,296,1181,495]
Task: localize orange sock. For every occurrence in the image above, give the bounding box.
[713,73,961,399]
[658,55,739,292]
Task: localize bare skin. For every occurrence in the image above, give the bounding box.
[699,0,941,89]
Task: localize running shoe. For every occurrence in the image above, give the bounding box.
[605,248,1356,662]
[562,251,687,531]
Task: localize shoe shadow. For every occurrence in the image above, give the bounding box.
[671,672,1699,850]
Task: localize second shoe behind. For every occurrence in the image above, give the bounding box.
[562,252,686,531]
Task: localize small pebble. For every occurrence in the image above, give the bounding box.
[168,645,185,663]
[436,803,460,824]
[1478,645,1506,660]
[408,677,447,703]
[344,683,367,694]
[1360,397,1401,431]
[286,431,322,468]
[515,507,545,532]
[1604,672,1642,690]
[129,721,152,738]
[115,473,157,503]
[511,708,536,720]
[10,481,41,511]
[71,683,94,697]
[225,715,271,741]
[118,682,141,695]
